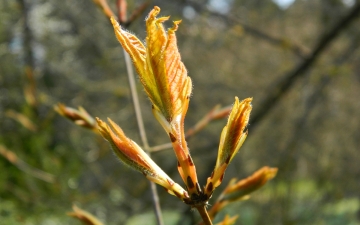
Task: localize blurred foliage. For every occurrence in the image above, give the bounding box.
[1,0,360,224]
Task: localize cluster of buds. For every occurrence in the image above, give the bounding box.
[108,6,201,203]
[59,6,277,224]
[99,5,264,207]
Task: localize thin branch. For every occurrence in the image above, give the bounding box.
[24,67,37,108]
[250,2,360,129]
[122,49,150,148]
[149,142,173,152]
[122,49,164,225]
[18,0,39,113]
[17,0,35,68]
[277,28,360,183]
[116,0,127,24]
[185,105,231,139]
[92,0,163,223]
[93,0,116,18]
[68,204,104,225]
[5,109,37,132]
[124,1,151,27]
[0,145,55,183]
[148,105,231,152]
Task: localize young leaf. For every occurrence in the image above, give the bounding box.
[111,6,200,197]
[96,118,189,201]
[205,97,252,197]
[111,6,192,126]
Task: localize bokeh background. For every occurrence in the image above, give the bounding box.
[1,0,360,224]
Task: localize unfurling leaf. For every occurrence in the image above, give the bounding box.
[111,6,192,127]
[205,97,252,197]
[96,118,189,201]
[111,6,200,196]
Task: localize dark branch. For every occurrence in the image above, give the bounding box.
[250,2,360,129]
[17,0,34,68]
[184,0,307,58]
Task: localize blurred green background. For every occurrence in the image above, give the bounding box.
[1,0,360,224]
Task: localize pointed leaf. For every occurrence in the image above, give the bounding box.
[96,118,189,200]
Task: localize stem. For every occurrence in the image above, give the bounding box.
[195,205,213,225]
[149,142,172,152]
[122,49,164,225]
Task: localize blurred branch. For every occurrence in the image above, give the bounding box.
[18,0,39,112]
[17,0,35,68]
[116,0,127,24]
[148,142,173,152]
[149,105,232,152]
[178,1,360,135]
[250,2,360,129]
[184,0,307,58]
[122,49,149,149]
[24,67,38,108]
[0,145,55,183]
[185,105,231,138]
[115,0,150,28]
[93,0,116,18]
[93,0,149,27]
[122,47,164,225]
[124,1,150,28]
[118,0,164,225]
[5,109,37,132]
[68,204,104,225]
[274,31,360,224]
[95,0,163,223]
